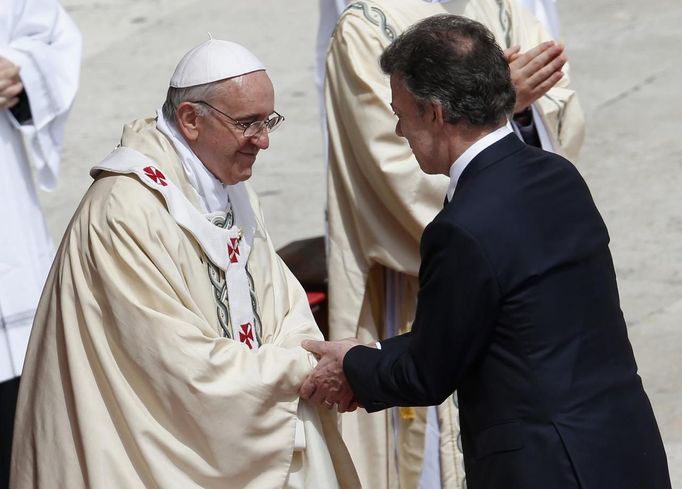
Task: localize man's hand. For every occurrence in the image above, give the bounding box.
[300,338,361,413]
[506,41,566,114]
[0,56,23,110]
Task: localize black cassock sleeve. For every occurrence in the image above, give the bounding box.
[10,89,32,124]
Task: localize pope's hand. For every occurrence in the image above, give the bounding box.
[507,41,566,114]
[0,56,23,110]
[300,338,360,413]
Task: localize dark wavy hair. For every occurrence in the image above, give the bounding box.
[380,14,515,127]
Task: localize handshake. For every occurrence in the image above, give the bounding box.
[299,338,375,413]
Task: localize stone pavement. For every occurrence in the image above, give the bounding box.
[43,0,682,484]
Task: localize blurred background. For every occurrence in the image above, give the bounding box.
[42,0,682,484]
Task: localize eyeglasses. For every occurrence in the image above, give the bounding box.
[195,100,285,138]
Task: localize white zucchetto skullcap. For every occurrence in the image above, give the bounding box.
[170,39,266,88]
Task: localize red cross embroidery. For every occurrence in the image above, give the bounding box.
[143,166,168,187]
[228,237,240,263]
[239,322,255,349]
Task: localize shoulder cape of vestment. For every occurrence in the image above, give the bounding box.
[90,146,253,273]
[91,145,261,349]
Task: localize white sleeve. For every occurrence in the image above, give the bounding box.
[0,0,82,189]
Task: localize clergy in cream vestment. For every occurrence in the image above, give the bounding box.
[324,1,585,488]
[10,39,359,489]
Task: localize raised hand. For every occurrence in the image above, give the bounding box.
[299,338,361,413]
[507,41,566,114]
[0,56,23,110]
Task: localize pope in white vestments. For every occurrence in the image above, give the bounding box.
[10,39,360,489]
[323,1,585,488]
[0,0,80,486]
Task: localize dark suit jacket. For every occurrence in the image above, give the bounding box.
[344,134,671,489]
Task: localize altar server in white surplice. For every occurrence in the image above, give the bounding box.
[0,1,81,486]
[323,1,585,489]
[10,39,360,489]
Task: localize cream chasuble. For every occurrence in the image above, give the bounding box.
[324,1,585,489]
[10,118,360,489]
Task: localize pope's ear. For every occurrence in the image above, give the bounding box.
[175,102,200,141]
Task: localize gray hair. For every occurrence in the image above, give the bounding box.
[380,15,515,127]
[161,81,224,126]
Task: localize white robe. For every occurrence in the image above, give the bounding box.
[316,0,349,105]
[0,0,81,382]
[516,0,561,39]
[10,118,360,489]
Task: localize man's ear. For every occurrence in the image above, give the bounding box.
[175,102,200,141]
[432,101,446,128]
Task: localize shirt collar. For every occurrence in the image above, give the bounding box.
[445,122,513,202]
[155,108,230,214]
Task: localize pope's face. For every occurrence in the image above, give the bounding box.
[193,71,274,185]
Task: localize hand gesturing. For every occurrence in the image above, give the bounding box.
[505,41,566,114]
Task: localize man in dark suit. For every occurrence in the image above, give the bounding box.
[300,14,672,489]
